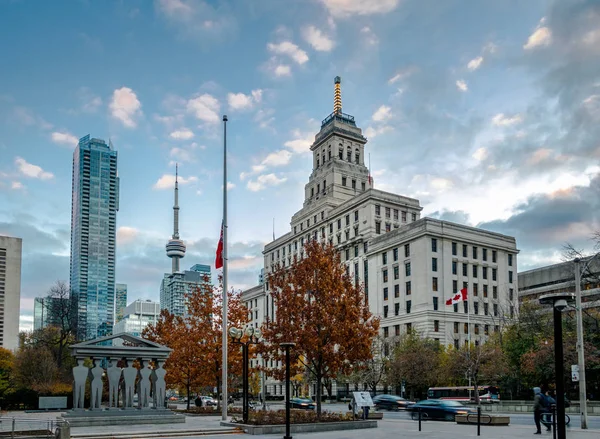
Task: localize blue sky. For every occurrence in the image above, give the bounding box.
[1,0,599,331]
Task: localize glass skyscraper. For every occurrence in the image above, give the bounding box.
[115,283,127,322]
[70,135,119,341]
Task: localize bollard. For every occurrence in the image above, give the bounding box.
[477,406,481,436]
[552,405,557,439]
[418,408,422,432]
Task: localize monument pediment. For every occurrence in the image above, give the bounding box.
[70,332,172,360]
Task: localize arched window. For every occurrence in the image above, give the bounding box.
[316,157,320,168]
[339,145,343,159]
[328,146,331,160]
[322,153,325,164]
[347,147,352,161]
[355,149,360,164]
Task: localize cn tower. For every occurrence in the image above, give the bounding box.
[165,164,186,273]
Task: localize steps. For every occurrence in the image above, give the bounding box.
[71,426,242,439]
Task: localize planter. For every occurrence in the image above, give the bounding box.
[221,420,377,435]
[455,414,510,426]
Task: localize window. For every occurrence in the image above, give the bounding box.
[385,207,391,218]
[454,339,459,349]
[393,248,398,261]
[472,265,478,277]
[406,281,412,295]
[464,301,469,314]
[385,223,391,232]
[434,320,439,332]
[342,176,347,186]
[482,248,487,261]
[354,226,359,237]
[404,244,410,257]
[433,297,438,311]
[508,254,513,266]
[394,284,400,298]
[484,303,489,315]
[375,205,381,215]
[453,280,458,293]
[347,148,352,161]
[383,287,388,301]
[452,261,457,275]
[493,303,498,316]
[412,213,416,221]
[402,211,407,222]
[383,326,389,337]
[454,303,458,313]
[492,268,497,281]
[354,245,359,257]
[462,263,468,276]
[482,267,488,279]
[375,221,381,234]
[352,179,356,189]
[311,187,314,197]
[382,252,387,264]
[483,284,488,298]
[509,288,514,301]
[493,286,498,299]
[474,324,480,335]
[484,324,489,335]
[394,265,399,280]
[321,211,325,220]
[329,223,333,233]
[394,209,399,220]
[383,269,388,283]
[406,300,412,313]
[432,238,438,252]
[452,242,457,255]
[345,249,350,260]
[405,262,411,276]
[464,323,469,334]
[354,210,359,221]
[492,250,497,263]
[510,306,514,318]
[337,219,341,230]
[509,271,513,283]
[395,324,400,336]
[474,302,479,315]
[495,325,499,333]
[362,182,366,191]
[432,258,438,272]
[364,242,368,254]
[432,277,438,291]
[473,246,478,259]
[394,303,400,316]
[406,323,412,332]
[463,244,468,257]
[473,284,478,296]
[345,214,350,226]
[383,306,388,318]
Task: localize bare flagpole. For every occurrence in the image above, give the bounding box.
[221,115,229,421]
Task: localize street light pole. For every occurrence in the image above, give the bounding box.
[280,342,296,439]
[574,258,588,429]
[229,327,262,425]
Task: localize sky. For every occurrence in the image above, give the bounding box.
[1,0,599,332]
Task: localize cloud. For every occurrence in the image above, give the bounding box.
[187,94,220,123]
[227,89,263,111]
[360,26,379,46]
[77,87,102,113]
[472,147,488,161]
[388,67,417,84]
[523,18,552,50]
[51,131,78,147]
[364,125,393,139]
[491,113,523,127]
[169,129,194,140]
[456,79,468,92]
[11,181,23,190]
[109,87,142,128]
[261,150,293,167]
[283,130,315,154]
[274,64,291,77]
[169,146,195,163]
[302,25,335,51]
[227,181,235,190]
[467,56,483,71]
[318,0,401,18]
[246,173,287,192]
[117,226,140,245]
[267,41,309,65]
[255,108,275,130]
[12,107,53,130]
[15,157,54,180]
[153,174,198,189]
[372,105,392,122]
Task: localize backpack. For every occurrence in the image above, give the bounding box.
[539,393,549,408]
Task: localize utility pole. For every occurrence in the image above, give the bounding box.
[574,258,588,429]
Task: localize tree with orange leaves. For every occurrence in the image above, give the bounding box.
[144,276,249,409]
[260,240,379,417]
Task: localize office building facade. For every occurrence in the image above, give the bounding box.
[0,235,21,350]
[113,299,160,340]
[115,283,127,322]
[70,135,119,340]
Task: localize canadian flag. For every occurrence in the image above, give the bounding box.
[215,222,224,269]
[446,287,468,306]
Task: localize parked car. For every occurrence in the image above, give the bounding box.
[201,396,217,406]
[290,398,315,410]
[408,399,475,421]
[372,394,413,411]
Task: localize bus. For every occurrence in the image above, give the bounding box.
[427,386,500,403]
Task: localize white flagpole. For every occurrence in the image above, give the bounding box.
[467,284,472,389]
[221,115,228,421]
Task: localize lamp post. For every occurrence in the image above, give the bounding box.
[280,342,296,439]
[229,326,262,424]
[539,292,575,439]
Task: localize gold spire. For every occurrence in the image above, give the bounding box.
[334,76,342,114]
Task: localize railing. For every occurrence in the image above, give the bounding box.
[0,417,69,438]
[321,111,356,127]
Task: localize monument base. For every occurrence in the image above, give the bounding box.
[61,409,186,427]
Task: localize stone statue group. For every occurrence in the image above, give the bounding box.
[72,357,167,410]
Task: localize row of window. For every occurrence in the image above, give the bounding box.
[382,323,501,339]
[451,242,514,266]
[382,295,509,318]
[314,144,360,169]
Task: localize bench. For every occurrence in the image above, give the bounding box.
[455,414,510,426]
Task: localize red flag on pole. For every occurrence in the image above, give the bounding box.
[445,287,468,306]
[215,222,224,269]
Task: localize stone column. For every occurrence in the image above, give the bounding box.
[72,358,88,410]
[138,359,152,409]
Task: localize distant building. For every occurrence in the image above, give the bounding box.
[70,135,119,340]
[0,235,22,350]
[115,283,127,322]
[160,268,208,316]
[113,299,160,341]
[190,264,211,283]
[258,268,265,286]
[33,296,69,331]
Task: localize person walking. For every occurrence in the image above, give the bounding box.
[533,387,546,434]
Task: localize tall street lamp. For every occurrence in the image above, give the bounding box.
[539,292,575,439]
[229,326,262,424]
[280,342,296,439]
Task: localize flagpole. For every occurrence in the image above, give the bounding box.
[467,284,472,389]
[222,115,228,421]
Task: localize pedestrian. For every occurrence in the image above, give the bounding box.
[533,387,546,434]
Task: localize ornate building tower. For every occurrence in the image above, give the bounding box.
[165,165,186,273]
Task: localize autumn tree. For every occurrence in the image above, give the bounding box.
[0,348,15,397]
[14,346,58,394]
[260,240,379,417]
[389,331,443,400]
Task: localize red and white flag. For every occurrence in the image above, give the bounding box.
[215,222,224,269]
[446,287,468,306]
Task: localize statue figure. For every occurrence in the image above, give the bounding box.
[89,358,104,410]
[122,359,138,409]
[154,360,167,410]
[150,363,158,408]
[138,359,152,409]
[107,358,122,409]
[72,358,88,410]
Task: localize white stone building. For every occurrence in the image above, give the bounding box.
[0,235,21,350]
[241,77,518,397]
